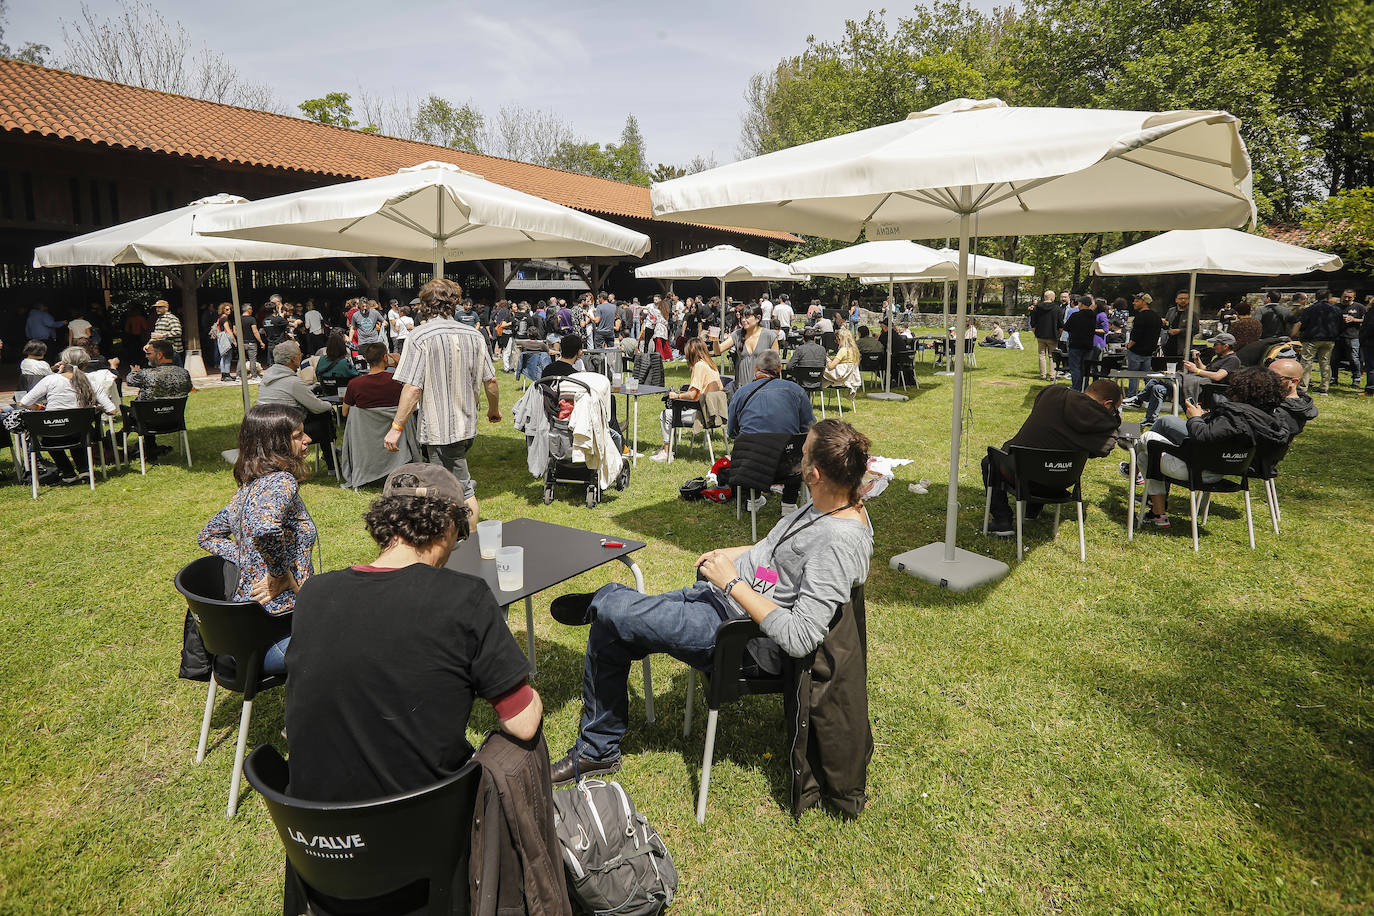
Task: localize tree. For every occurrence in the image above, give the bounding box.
[482,105,578,165]
[651,163,687,182]
[298,91,360,128]
[618,114,648,179]
[57,0,280,112]
[546,115,652,186]
[1301,187,1374,273]
[0,0,49,65]
[412,95,484,152]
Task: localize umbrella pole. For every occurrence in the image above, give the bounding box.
[720,277,726,335]
[869,277,908,401]
[889,210,1008,590]
[1185,271,1197,365]
[228,260,250,414]
[935,277,954,376]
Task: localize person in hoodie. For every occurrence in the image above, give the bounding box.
[257,340,336,472]
[1267,358,1318,440]
[984,379,1123,536]
[1028,290,1063,381]
[1135,366,1288,528]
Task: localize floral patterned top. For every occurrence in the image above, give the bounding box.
[197,471,316,614]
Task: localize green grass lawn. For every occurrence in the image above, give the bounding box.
[2,338,1371,914]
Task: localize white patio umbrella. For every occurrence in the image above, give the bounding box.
[651,97,1255,590]
[860,247,1035,374]
[34,194,364,413]
[789,240,959,399]
[634,244,802,331]
[1092,228,1343,349]
[196,161,652,281]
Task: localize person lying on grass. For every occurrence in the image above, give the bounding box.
[548,418,873,786]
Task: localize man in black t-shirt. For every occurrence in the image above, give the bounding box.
[285,464,541,802]
[1335,289,1364,387]
[1122,293,1162,398]
[1063,302,1100,391]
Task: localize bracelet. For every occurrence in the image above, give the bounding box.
[723,576,747,597]
[391,421,405,431]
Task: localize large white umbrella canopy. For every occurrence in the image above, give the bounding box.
[196,161,652,280]
[1092,229,1343,349]
[634,244,802,329]
[651,98,1255,590]
[789,240,958,398]
[34,193,364,413]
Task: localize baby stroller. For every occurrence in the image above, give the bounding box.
[532,375,631,508]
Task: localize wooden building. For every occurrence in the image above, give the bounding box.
[0,57,794,347]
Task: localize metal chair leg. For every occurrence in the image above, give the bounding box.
[1052,503,1061,538]
[1244,489,1255,549]
[86,445,96,490]
[196,679,217,763]
[524,596,536,677]
[1199,492,1212,526]
[227,697,254,818]
[1189,491,1200,551]
[184,429,193,468]
[1077,501,1086,562]
[695,709,719,824]
[683,670,696,738]
[139,438,147,476]
[1266,479,1280,533]
[982,487,992,535]
[1016,500,1025,561]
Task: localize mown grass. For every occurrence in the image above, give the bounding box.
[1,337,1371,914]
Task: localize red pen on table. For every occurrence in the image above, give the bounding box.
[600,538,624,548]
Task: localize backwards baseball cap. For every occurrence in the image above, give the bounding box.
[383,463,465,502]
[1132,292,1153,303]
[1211,332,1236,346]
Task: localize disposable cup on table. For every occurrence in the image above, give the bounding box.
[477,519,502,560]
[1166,362,1177,375]
[627,377,639,392]
[496,546,524,592]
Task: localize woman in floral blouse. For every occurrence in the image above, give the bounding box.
[198,403,317,673]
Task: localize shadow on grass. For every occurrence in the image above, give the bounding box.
[1081,612,1374,886]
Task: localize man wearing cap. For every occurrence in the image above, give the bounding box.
[385,278,500,523]
[284,463,543,804]
[149,299,184,366]
[1028,290,1063,381]
[1121,292,1162,399]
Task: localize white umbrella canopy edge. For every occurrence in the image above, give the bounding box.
[650,99,1257,590]
[34,193,369,413]
[1092,228,1343,359]
[650,103,1255,239]
[196,162,652,278]
[635,244,803,330]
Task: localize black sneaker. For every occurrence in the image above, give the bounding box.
[550,592,597,626]
[987,515,1015,537]
[550,751,621,787]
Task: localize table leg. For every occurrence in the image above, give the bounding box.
[632,396,639,467]
[1127,448,1137,541]
[618,556,654,725]
[1171,377,1180,416]
[525,596,536,677]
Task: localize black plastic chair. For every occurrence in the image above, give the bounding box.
[722,432,808,542]
[1050,349,1070,384]
[174,555,291,818]
[820,330,837,353]
[125,396,191,474]
[666,389,729,463]
[682,584,863,824]
[245,744,481,916]
[1199,381,1230,411]
[858,349,886,390]
[1142,438,1256,551]
[1249,441,1289,535]
[785,365,826,415]
[982,446,1089,561]
[20,407,103,499]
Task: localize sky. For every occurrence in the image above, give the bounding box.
[7,0,994,167]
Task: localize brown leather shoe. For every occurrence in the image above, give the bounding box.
[550,751,621,787]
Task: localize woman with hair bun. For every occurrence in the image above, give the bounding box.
[549,418,875,786]
[197,403,317,673]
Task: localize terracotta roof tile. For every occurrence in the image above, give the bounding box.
[0,57,797,244]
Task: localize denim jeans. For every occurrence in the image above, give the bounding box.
[1067,347,1090,390]
[518,351,551,382]
[575,582,724,761]
[1140,379,1172,424]
[264,635,290,675]
[1335,337,1361,385]
[219,343,234,375]
[1125,350,1150,396]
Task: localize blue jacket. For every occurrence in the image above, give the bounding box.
[728,376,814,438]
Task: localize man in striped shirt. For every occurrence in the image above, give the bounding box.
[149,299,184,366]
[384,278,500,522]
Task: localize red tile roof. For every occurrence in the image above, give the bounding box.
[1259,221,1353,249]
[0,57,796,243]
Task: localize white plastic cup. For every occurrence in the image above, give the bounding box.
[477,520,502,560]
[496,546,524,592]
[627,376,639,393]
[1165,362,1178,375]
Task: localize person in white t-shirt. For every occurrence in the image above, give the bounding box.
[302,303,325,353]
[759,297,773,325]
[20,340,53,378]
[67,312,93,347]
[772,299,794,330]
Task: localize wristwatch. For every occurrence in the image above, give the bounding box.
[723,576,747,598]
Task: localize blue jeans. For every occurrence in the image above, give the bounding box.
[575,582,724,762]
[1067,347,1090,390]
[1125,350,1150,396]
[264,636,290,675]
[517,351,551,382]
[219,342,234,375]
[1140,379,1172,424]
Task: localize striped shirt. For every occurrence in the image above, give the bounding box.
[153,312,184,352]
[393,317,495,446]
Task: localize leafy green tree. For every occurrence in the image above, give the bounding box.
[651,163,687,182]
[1302,186,1374,273]
[412,95,484,152]
[298,92,377,131]
[547,115,652,186]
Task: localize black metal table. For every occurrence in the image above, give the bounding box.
[608,383,670,465]
[444,518,656,721]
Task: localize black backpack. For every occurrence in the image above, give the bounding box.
[552,778,677,916]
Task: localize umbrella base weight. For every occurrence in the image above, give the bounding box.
[868,391,909,402]
[889,542,1009,592]
[933,370,955,377]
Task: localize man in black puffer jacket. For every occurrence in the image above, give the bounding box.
[1134,367,1289,528]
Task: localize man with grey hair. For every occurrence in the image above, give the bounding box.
[257,340,336,471]
[727,348,814,514]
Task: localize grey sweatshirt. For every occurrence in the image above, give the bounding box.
[722,503,873,670]
[257,364,331,415]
